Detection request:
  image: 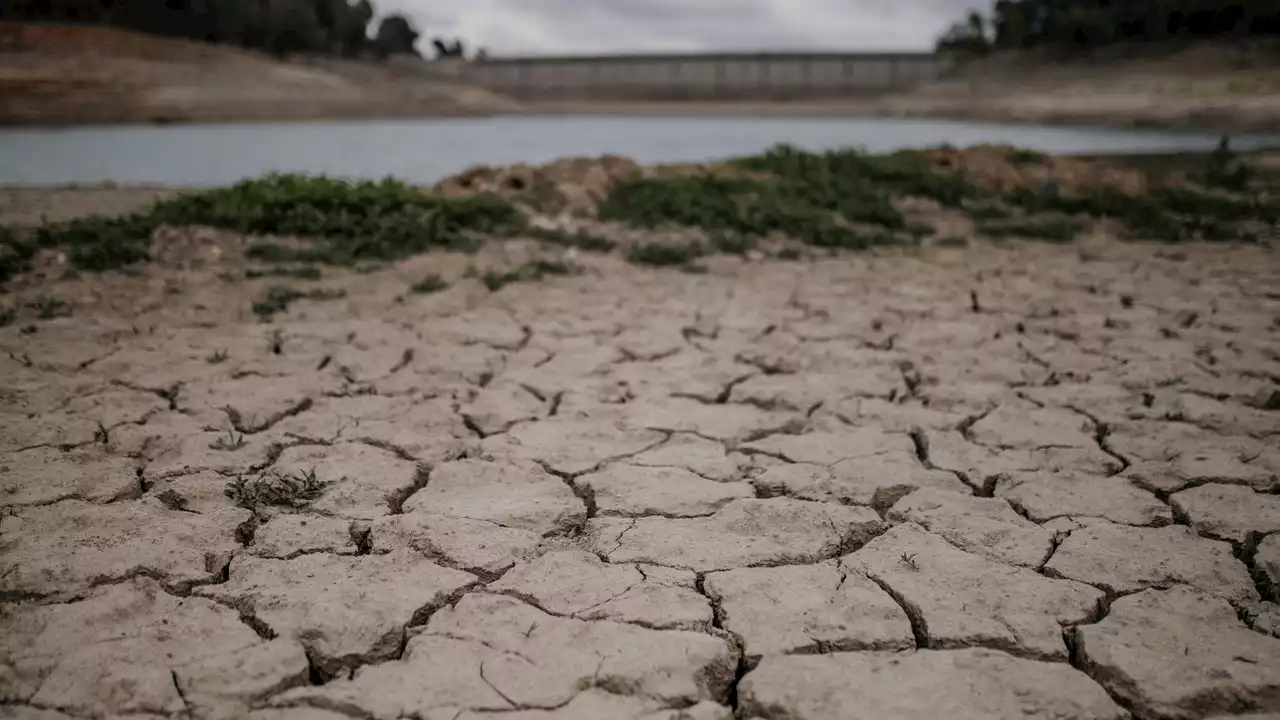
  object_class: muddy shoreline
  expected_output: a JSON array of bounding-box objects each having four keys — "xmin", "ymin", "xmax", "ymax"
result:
[
  {"xmin": 518, "ymin": 101, "xmax": 1280, "ymax": 135},
  {"xmin": 5, "ymin": 101, "xmax": 1278, "ymax": 135}
]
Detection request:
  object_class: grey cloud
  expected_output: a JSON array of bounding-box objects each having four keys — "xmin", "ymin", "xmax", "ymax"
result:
[{"xmin": 372, "ymin": 0, "xmax": 987, "ymax": 55}]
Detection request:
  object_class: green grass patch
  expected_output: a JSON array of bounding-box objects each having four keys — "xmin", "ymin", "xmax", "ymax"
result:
[
  {"xmin": 410, "ymin": 274, "xmax": 450, "ymax": 294},
  {"xmin": 935, "ymin": 234, "xmax": 970, "ymax": 248},
  {"xmin": 627, "ymin": 240, "xmax": 706, "ymax": 267},
  {"xmin": 34, "ymin": 174, "xmax": 526, "ymax": 271},
  {"xmin": 979, "ymin": 216, "xmax": 1084, "ymax": 243},
  {"xmin": 34, "ymin": 215, "xmax": 154, "ymax": 272},
  {"xmin": 966, "ymin": 203, "xmax": 1014, "ymax": 221},
  {"xmin": 1008, "ymin": 148, "xmax": 1050, "ymax": 166},
  {"xmin": 225, "ymin": 468, "xmax": 328, "ymax": 511},
  {"xmin": 1, "ymin": 226, "xmax": 37, "ymax": 285},
  {"xmin": 1006, "ymin": 183, "xmax": 1277, "ymax": 242},
  {"xmin": 729, "ymin": 144, "xmax": 985, "ymax": 209},
  {"xmin": 599, "ymin": 145, "xmax": 983, "ymax": 252},
  {"xmin": 245, "ymin": 265, "xmax": 322, "ymax": 280}
]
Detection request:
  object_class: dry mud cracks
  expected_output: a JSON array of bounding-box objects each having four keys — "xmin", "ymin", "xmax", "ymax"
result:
[{"xmin": 1, "ymin": 237, "xmax": 1279, "ymax": 720}]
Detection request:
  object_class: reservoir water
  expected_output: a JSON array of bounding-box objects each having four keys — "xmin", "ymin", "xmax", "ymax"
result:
[{"xmin": 2, "ymin": 114, "xmax": 1278, "ymax": 187}]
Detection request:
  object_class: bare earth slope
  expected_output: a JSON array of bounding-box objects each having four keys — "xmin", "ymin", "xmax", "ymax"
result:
[{"xmin": 0, "ymin": 23, "xmax": 519, "ymax": 125}]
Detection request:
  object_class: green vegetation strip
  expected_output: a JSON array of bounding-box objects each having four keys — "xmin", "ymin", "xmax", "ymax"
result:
[
  {"xmin": 603, "ymin": 143, "xmax": 1276, "ymax": 251},
  {"xmin": 601, "ymin": 145, "xmax": 983, "ymax": 251},
  {"xmin": 23, "ymin": 174, "xmax": 526, "ymax": 274},
  {"xmin": 3, "ymin": 144, "xmax": 1275, "ymax": 289}
]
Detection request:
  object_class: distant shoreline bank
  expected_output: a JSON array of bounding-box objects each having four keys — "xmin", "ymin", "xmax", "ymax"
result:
[
  {"xmin": 3, "ymin": 99, "xmax": 1277, "ymax": 135},
  {"xmin": 515, "ymin": 100, "xmax": 1280, "ymax": 135}
]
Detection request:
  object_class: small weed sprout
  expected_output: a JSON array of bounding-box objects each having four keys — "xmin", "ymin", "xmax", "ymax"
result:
[
  {"xmin": 224, "ymin": 467, "xmax": 330, "ymax": 511},
  {"xmin": 527, "ymin": 227, "xmax": 616, "ymax": 253},
  {"xmin": 481, "ymin": 258, "xmax": 578, "ymax": 291},
  {"xmin": 1200, "ymin": 135, "xmax": 1254, "ymax": 192},
  {"xmin": 627, "ymin": 240, "xmax": 706, "ymax": 267},
  {"xmin": 207, "ymin": 349, "xmax": 229, "ymax": 364},
  {"xmin": 900, "ymin": 552, "xmax": 920, "ymax": 570},
  {"xmin": 253, "ymin": 286, "xmax": 345, "ymax": 319},
  {"xmin": 1007, "ymin": 148, "xmax": 1049, "ymax": 166},
  {"xmin": 410, "ymin": 274, "xmax": 450, "ymax": 294},
  {"xmin": 210, "ymin": 430, "xmax": 247, "ymax": 451},
  {"xmin": 27, "ymin": 295, "xmax": 71, "ymax": 319}
]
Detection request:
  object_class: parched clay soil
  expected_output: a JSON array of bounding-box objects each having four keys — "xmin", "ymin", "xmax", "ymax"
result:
[{"xmin": 2, "ymin": 220, "xmax": 1280, "ymax": 719}]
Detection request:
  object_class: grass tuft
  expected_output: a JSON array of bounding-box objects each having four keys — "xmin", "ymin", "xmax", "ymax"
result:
[
  {"xmin": 627, "ymin": 240, "xmax": 706, "ymax": 267},
  {"xmin": 481, "ymin": 259, "xmax": 578, "ymax": 291},
  {"xmin": 209, "ymin": 430, "xmax": 247, "ymax": 451},
  {"xmin": 245, "ymin": 265, "xmax": 322, "ymax": 280},
  {"xmin": 527, "ymin": 227, "xmax": 616, "ymax": 252},
  {"xmin": 1007, "ymin": 148, "xmax": 1050, "ymax": 166},
  {"xmin": 979, "ymin": 216, "xmax": 1083, "ymax": 243},
  {"xmin": 224, "ymin": 467, "xmax": 328, "ymax": 510},
  {"xmin": 252, "ymin": 285, "xmax": 346, "ymax": 319},
  {"xmin": 27, "ymin": 295, "xmax": 71, "ymax": 319},
  {"xmin": 410, "ymin": 274, "xmax": 450, "ymax": 294}
]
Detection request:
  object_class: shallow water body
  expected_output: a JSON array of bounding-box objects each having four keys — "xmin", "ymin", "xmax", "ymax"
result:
[{"xmin": 2, "ymin": 114, "xmax": 1279, "ymax": 187}]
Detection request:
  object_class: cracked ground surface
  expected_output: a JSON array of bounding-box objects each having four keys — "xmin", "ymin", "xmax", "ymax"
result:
[{"xmin": 2, "ymin": 236, "xmax": 1279, "ymax": 720}]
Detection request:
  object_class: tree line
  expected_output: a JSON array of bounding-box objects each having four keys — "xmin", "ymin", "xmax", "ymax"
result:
[
  {"xmin": 939, "ymin": 1, "xmax": 1280, "ymax": 53},
  {"xmin": 0, "ymin": 0, "xmax": 468, "ymax": 59}
]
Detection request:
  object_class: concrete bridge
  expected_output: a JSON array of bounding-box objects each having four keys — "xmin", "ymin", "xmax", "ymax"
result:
[{"xmin": 434, "ymin": 52, "xmax": 950, "ymax": 101}]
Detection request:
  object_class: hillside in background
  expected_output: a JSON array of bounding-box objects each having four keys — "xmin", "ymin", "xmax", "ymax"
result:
[
  {"xmin": 0, "ymin": 24, "xmax": 516, "ymax": 125},
  {"xmin": 879, "ymin": 41, "xmax": 1280, "ymax": 131}
]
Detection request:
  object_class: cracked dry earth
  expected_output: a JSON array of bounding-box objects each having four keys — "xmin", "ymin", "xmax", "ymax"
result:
[{"xmin": 2, "ymin": 237, "xmax": 1280, "ymax": 720}]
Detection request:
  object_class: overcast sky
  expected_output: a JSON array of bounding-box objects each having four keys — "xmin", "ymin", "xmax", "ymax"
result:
[{"xmin": 370, "ymin": 0, "xmax": 988, "ymax": 56}]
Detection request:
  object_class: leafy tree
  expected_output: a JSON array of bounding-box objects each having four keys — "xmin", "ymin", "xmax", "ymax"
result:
[
  {"xmin": 373, "ymin": 12, "xmax": 419, "ymax": 57},
  {"xmin": 4, "ymin": 0, "xmax": 389, "ymax": 60},
  {"xmin": 951, "ymin": 0, "xmax": 1280, "ymax": 54}
]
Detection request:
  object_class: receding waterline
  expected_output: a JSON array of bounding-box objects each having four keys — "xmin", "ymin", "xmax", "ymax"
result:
[{"xmin": 2, "ymin": 114, "xmax": 1276, "ymax": 187}]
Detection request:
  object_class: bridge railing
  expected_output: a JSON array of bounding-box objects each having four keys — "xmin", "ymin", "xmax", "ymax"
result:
[{"xmin": 445, "ymin": 52, "xmax": 950, "ymax": 101}]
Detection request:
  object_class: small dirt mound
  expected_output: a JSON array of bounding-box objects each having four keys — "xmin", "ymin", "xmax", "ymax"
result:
[
  {"xmin": 918, "ymin": 144, "xmax": 1150, "ymax": 196},
  {"xmin": 435, "ymin": 155, "xmax": 641, "ymax": 215},
  {"xmin": 435, "ymin": 156, "xmax": 772, "ymax": 216}
]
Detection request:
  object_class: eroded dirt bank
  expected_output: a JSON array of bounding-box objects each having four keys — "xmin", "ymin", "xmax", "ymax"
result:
[
  {"xmin": 0, "ymin": 25, "xmax": 518, "ymax": 126},
  {"xmin": 1, "ymin": 147, "xmax": 1279, "ymax": 719}
]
